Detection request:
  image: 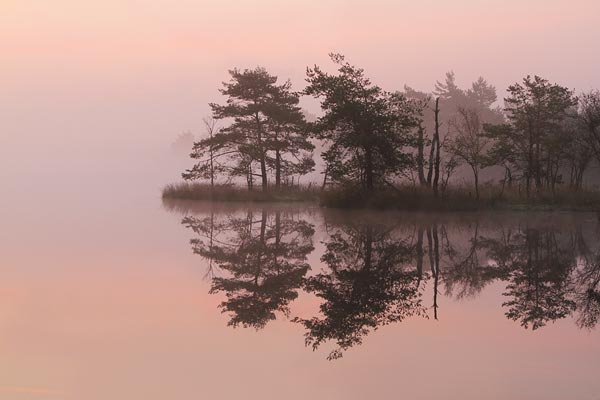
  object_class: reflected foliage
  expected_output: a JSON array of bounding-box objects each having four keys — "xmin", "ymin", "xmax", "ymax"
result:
[
  {"xmin": 183, "ymin": 209, "xmax": 314, "ymax": 329},
  {"xmin": 497, "ymin": 229, "xmax": 577, "ymax": 330},
  {"xmin": 295, "ymin": 221, "xmax": 426, "ymax": 359},
  {"xmin": 170, "ymin": 202, "xmax": 600, "ymax": 358}
]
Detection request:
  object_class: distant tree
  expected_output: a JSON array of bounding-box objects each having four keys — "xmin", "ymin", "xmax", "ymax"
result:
[
  {"xmin": 404, "ymin": 73, "xmax": 502, "ymax": 191},
  {"xmin": 182, "ymin": 117, "xmax": 219, "ymax": 186},
  {"xmin": 467, "ymin": 76, "xmax": 498, "ymax": 108},
  {"xmin": 447, "ymin": 107, "xmax": 490, "ymax": 199},
  {"xmin": 305, "ymin": 54, "xmax": 421, "ymax": 190},
  {"xmin": 433, "ymin": 71, "xmax": 463, "ymax": 101},
  {"xmin": 202, "ymin": 117, "xmax": 217, "ymax": 187},
  {"xmin": 415, "ymin": 119, "xmax": 429, "ymax": 186},
  {"xmin": 402, "ymin": 85, "xmax": 431, "ymax": 186},
  {"xmin": 440, "ymin": 151, "xmax": 460, "ymax": 196},
  {"xmin": 171, "ymin": 131, "xmax": 196, "ymax": 157}
]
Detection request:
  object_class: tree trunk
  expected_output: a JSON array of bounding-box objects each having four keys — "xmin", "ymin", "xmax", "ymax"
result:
[
  {"xmin": 472, "ymin": 165, "xmax": 480, "ymax": 200},
  {"xmin": 275, "ymin": 211, "xmax": 281, "ymax": 248},
  {"xmin": 527, "ymin": 122, "xmax": 534, "ymax": 198},
  {"xmin": 432, "ymin": 223, "xmax": 440, "ymax": 320},
  {"xmin": 365, "ymin": 146, "xmax": 374, "ymax": 190},
  {"xmin": 321, "ymin": 164, "xmax": 329, "ymax": 190},
  {"xmin": 432, "ymin": 97, "xmax": 441, "ymax": 197},
  {"xmin": 247, "ymin": 163, "xmax": 253, "ymax": 190},
  {"xmin": 209, "ymin": 133, "xmax": 215, "ymax": 188},
  {"xmin": 427, "ymin": 136, "xmax": 435, "ymax": 188},
  {"xmin": 275, "ymin": 149, "xmax": 281, "ymax": 188},
  {"xmin": 416, "ymin": 228, "xmax": 424, "ymax": 284},
  {"xmin": 417, "ymin": 124, "xmax": 427, "ymax": 186},
  {"xmin": 259, "ymin": 150, "xmax": 268, "ymax": 191},
  {"xmin": 255, "ymin": 112, "xmax": 268, "ymax": 191},
  {"xmin": 535, "ymin": 140, "xmax": 542, "ymax": 190}
]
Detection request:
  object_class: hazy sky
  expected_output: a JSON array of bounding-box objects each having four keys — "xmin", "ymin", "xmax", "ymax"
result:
[{"xmin": 2, "ymin": 0, "xmax": 600, "ymax": 193}]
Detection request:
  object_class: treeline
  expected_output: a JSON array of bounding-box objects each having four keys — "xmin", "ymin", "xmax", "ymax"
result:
[{"xmin": 182, "ymin": 54, "xmax": 600, "ymax": 200}]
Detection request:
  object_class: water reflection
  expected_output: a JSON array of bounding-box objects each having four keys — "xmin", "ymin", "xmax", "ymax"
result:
[
  {"xmin": 165, "ymin": 201, "xmax": 600, "ymax": 358},
  {"xmin": 295, "ymin": 216, "xmax": 426, "ymax": 359},
  {"xmin": 182, "ymin": 208, "xmax": 314, "ymax": 329}
]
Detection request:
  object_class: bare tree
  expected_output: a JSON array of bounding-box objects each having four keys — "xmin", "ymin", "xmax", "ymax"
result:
[
  {"xmin": 433, "ymin": 98, "xmax": 442, "ymax": 197},
  {"xmin": 440, "ymin": 154, "xmax": 460, "ymax": 196},
  {"xmin": 427, "ymin": 97, "xmax": 441, "ymax": 195},
  {"xmin": 448, "ymin": 107, "xmax": 490, "ymax": 199},
  {"xmin": 202, "ymin": 117, "xmax": 218, "ymax": 188}
]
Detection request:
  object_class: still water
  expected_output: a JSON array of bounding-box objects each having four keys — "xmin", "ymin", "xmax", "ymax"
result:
[{"xmin": 1, "ymin": 192, "xmax": 599, "ymax": 399}]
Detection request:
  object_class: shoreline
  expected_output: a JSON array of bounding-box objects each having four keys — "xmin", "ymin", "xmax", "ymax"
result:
[{"xmin": 162, "ymin": 182, "xmax": 600, "ymax": 212}]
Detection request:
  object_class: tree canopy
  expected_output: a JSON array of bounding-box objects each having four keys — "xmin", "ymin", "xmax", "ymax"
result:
[
  {"xmin": 305, "ymin": 54, "xmax": 421, "ymax": 189},
  {"xmin": 184, "ymin": 67, "xmax": 314, "ymax": 190}
]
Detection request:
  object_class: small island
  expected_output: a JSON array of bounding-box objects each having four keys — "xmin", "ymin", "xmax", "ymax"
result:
[{"xmin": 164, "ymin": 54, "xmax": 600, "ymax": 211}]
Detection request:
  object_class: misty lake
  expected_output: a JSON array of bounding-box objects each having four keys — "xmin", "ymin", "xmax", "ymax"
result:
[{"xmin": 2, "ymin": 192, "xmax": 599, "ymax": 399}]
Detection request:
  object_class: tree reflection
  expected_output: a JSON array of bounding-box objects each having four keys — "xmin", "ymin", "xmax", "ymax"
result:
[
  {"xmin": 499, "ymin": 229, "xmax": 577, "ymax": 330},
  {"xmin": 183, "ymin": 209, "xmax": 314, "ymax": 329},
  {"xmin": 167, "ymin": 199, "xmax": 600, "ymax": 359},
  {"xmin": 294, "ymin": 219, "xmax": 426, "ymax": 359},
  {"xmin": 442, "ymin": 222, "xmax": 507, "ymax": 299},
  {"xmin": 457, "ymin": 222, "xmax": 600, "ymax": 330},
  {"xmin": 573, "ymin": 241, "xmax": 600, "ymax": 329}
]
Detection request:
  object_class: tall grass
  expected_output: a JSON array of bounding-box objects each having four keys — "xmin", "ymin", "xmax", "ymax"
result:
[
  {"xmin": 319, "ymin": 184, "xmax": 600, "ymax": 211},
  {"xmin": 162, "ymin": 182, "xmax": 320, "ymax": 202},
  {"xmin": 163, "ymin": 182, "xmax": 600, "ymax": 211}
]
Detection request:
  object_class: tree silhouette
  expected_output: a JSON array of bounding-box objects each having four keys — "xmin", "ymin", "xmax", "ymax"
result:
[
  {"xmin": 442, "ymin": 222, "xmax": 500, "ymax": 299},
  {"xmin": 573, "ymin": 241, "xmax": 600, "ymax": 329},
  {"xmin": 169, "ymin": 204, "xmax": 600, "ymax": 358},
  {"xmin": 447, "ymin": 107, "xmax": 490, "ymax": 199},
  {"xmin": 470, "ymin": 225, "xmax": 578, "ymax": 330},
  {"xmin": 295, "ymin": 219, "xmax": 425, "ymax": 359},
  {"xmin": 491, "ymin": 76, "xmax": 577, "ymax": 196},
  {"xmin": 184, "ymin": 68, "xmax": 313, "ymax": 190},
  {"xmin": 404, "ymin": 72, "xmax": 503, "ymax": 192},
  {"xmin": 305, "ymin": 54, "xmax": 421, "ymax": 190},
  {"xmin": 183, "ymin": 209, "xmax": 314, "ymax": 329}
]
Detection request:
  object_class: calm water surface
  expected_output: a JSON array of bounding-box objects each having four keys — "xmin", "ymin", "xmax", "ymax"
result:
[{"xmin": 1, "ymin": 190, "xmax": 599, "ymax": 399}]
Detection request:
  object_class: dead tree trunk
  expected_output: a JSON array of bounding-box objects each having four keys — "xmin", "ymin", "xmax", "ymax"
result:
[
  {"xmin": 432, "ymin": 97, "xmax": 441, "ymax": 197},
  {"xmin": 417, "ymin": 124, "xmax": 427, "ymax": 186}
]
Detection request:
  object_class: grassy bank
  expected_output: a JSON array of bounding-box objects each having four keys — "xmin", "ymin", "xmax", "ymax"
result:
[
  {"xmin": 319, "ymin": 185, "xmax": 600, "ymax": 211},
  {"xmin": 162, "ymin": 182, "xmax": 319, "ymax": 202},
  {"xmin": 162, "ymin": 182, "xmax": 600, "ymax": 211}
]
